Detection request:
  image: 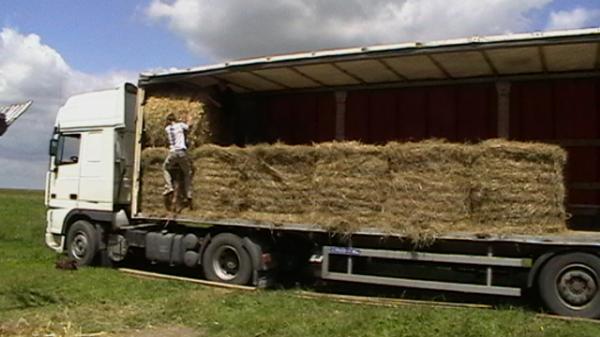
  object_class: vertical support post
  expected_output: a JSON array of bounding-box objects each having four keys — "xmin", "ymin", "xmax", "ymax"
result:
[
  {"xmin": 496, "ymin": 81, "xmax": 511, "ymax": 139},
  {"xmin": 322, "ymin": 246, "xmax": 331, "ymax": 278},
  {"xmin": 347, "ymin": 240, "xmax": 353, "ymax": 275},
  {"xmin": 335, "ymin": 91, "xmax": 347, "ymax": 141},
  {"xmin": 486, "ymin": 246, "xmax": 493, "ymax": 287},
  {"xmin": 131, "ymin": 87, "xmax": 146, "ymax": 216}
]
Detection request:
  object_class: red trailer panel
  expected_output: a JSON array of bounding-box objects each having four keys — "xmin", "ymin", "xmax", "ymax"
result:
[
  {"xmin": 345, "ymin": 83, "xmax": 497, "ymax": 143},
  {"xmin": 510, "ymin": 78, "xmax": 600, "ymax": 206},
  {"xmin": 260, "ymin": 93, "xmax": 336, "ymax": 144}
]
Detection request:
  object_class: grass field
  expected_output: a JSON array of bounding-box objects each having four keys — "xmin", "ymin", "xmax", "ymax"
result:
[{"xmin": 1, "ymin": 189, "xmax": 600, "ymax": 336}]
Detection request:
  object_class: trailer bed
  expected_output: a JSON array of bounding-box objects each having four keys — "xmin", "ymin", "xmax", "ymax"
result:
[{"xmin": 133, "ymin": 215, "xmax": 600, "ymax": 247}]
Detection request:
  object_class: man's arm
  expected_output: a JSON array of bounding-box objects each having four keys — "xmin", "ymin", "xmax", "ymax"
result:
[{"xmin": 178, "ymin": 114, "xmax": 193, "ymax": 131}]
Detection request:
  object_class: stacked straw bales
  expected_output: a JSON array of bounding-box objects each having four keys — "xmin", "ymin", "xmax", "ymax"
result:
[{"xmin": 140, "ymin": 140, "xmax": 567, "ymax": 238}]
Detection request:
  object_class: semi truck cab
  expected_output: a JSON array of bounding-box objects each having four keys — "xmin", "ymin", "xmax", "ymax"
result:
[{"xmin": 45, "ymin": 83, "xmax": 137, "ymax": 253}]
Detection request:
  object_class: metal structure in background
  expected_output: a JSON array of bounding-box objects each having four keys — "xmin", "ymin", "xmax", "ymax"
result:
[{"xmin": 0, "ymin": 100, "xmax": 33, "ymax": 136}]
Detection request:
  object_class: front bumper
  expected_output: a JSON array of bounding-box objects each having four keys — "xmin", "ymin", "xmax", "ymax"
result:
[{"xmin": 45, "ymin": 232, "xmax": 65, "ymax": 253}]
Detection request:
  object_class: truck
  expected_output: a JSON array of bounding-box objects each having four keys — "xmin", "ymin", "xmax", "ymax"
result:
[{"xmin": 45, "ymin": 28, "xmax": 600, "ymax": 318}]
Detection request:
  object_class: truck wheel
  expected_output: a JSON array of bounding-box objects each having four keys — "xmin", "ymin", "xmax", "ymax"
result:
[
  {"xmin": 202, "ymin": 233, "xmax": 252, "ymax": 285},
  {"xmin": 66, "ymin": 220, "xmax": 99, "ymax": 266},
  {"xmin": 538, "ymin": 252, "xmax": 600, "ymax": 318}
]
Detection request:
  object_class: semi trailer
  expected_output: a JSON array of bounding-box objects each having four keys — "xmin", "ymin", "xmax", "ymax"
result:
[{"xmin": 45, "ymin": 28, "xmax": 600, "ymax": 318}]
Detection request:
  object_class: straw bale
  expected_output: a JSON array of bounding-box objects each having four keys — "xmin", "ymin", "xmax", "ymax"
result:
[
  {"xmin": 243, "ymin": 143, "xmax": 317, "ymax": 224},
  {"xmin": 382, "ymin": 141, "xmax": 475, "ymax": 237},
  {"xmin": 311, "ymin": 142, "xmax": 390, "ymax": 231},
  {"xmin": 470, "ymin": 139, "xmax": 567, "ymax": 233},
  {"xmin": 143, "ymin": 88, "xmax": 230, "ymax": 148},
  {"xmin": 140, "ymin": 148, "xmax": 170, "ymax": 218},
  {"xmin": 188, "ymin": 145, "xmax": 248, "ymax": 218}
]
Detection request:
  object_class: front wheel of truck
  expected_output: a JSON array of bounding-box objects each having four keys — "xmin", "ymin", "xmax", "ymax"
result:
[{"xmin": 66, "ymin": 220, "xmax": 98, "ymax": 266}]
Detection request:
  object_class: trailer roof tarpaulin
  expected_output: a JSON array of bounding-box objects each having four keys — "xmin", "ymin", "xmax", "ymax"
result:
[
  {"xmin": 0, "ymin": 101, "xmax": 32, "ymax": 136},
  {"xmin": 139, "ymin": 28, "xmax": 600, "ymax": 92}
]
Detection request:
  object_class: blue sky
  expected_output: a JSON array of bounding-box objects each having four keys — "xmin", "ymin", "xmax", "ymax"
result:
[
  {"xmin": 2, "ymin": 1, "xmax": 201, "ymax": 74},
  {"xmin": 0, "ymin": 0, "xmax": 599, "ymax": 189}
]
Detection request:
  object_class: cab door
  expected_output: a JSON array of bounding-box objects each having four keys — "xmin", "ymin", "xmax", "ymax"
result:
[{"xmin": 48, "ymin": 133, "xmax": 81, "ymax": 208}]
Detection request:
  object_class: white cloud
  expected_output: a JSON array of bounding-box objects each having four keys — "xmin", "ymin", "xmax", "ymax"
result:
[
  {"xmin": 545, "ymin": 7, "xmax": 600, "ymax": 31},
  {"xmin": 0, "ymin": 28, "xmax": 137, "ymax": 189},
  {"xmin": 146, "ymin": 0, "xmax": 551, "ymax": 61}
]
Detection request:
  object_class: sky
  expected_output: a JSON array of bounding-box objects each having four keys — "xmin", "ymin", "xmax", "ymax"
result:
[{"xmin": 1, "ymin": 0, "xmax": 599, "ymax": 189}]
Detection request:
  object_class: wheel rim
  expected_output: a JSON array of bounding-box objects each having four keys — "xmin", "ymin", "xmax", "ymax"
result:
[
  {"xmin": 212, "ymin": 245, "xmax": 241, "ymax": 281},
  {"xmin": 71, "ymin": 232, "xmax": 89, "ymax": 260},
  {"xmin": 555, "ymin": 263, "xmax": 598, "ymax": 310}
]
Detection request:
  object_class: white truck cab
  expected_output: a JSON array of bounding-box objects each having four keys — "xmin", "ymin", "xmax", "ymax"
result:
[{"xmin": 45, "ymin": 83, "xmax": 137, "ymax": 253}]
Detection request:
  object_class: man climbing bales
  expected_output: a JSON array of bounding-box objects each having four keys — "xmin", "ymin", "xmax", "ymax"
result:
[{"xmin": 163, "ymin": 112, "xmax": 194, "ymax": 210}]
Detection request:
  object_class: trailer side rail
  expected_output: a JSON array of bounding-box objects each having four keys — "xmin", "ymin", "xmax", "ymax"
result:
[{"xmin": 321, "ymin": 246, "xmax": 530, "ymax": 296}]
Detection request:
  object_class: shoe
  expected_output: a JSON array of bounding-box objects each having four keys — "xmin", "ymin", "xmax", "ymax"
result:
[{"xmin": 163, "ymin": 189, "xmax": 174, "ymax": 196}]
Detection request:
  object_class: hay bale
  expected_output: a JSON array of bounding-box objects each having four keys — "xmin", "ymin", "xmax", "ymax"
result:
[
  {"xmin": 143, "ymin": 88, "xmax": 230, "ymax": 148},
  {"xmin": 140, "ymin": 148, "xmax": 170, "ymax": 217},
  {"xmin": 243, "ymin": 143, "xmax": 317, "ymax": 224},
  {"xmin": 187, "ymin": 145, "xmax": 248, "ymax": 218},
  {"xmin": 383, "ymin": 141, "xmax": 475, "ymax": 238},
  {"xmin": 312, "ymin": 142, "xmax": 390, "ymax": 231},
  {"xmin": 471, "ymin": 139, "xmax": 567, "ymax": 233}
]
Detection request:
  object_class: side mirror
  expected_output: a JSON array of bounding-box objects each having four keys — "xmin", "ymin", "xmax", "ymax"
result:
[{"xmin": 49, "ymin": 138, "xmax": 59, "ymax": 156}]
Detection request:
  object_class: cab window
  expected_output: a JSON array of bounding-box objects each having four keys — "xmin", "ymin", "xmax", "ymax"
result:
[{"xmin": 56, "ymin": 134, "xmax": 81, "ymax": 165}]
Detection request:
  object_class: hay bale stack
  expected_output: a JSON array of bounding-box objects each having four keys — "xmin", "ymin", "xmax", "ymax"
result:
[
  {"xmin": 243, "ymin": 144, "xmax": 317, "ymax": 224},
  {"xmin": 471, "ymin": 139, "xmax": 567, "ymax": 233},
  {"xmin": 312, "ymin": 143, "xmax": 390, "ymax": 231},
  {"xmin": 144, "ymin": 88, "xmax": 230, "ymax": 148},
  {"xmin": 383, "ymin": 142, "xmax": 474, "ymax": 236},
  {"xmin": 139, "ymin": 140, "xmax": 567, "ymax": 237}
]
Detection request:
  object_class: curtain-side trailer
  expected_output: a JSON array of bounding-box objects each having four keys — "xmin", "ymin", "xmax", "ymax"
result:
[{"xmin": 45, "ymin": 28, "xmax": 600, "ymax": 318}]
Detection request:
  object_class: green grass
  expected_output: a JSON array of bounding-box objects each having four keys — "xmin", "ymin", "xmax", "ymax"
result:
[{"xmin": 1, "ymin": 189, "xmax": 599, "ymax": 336}]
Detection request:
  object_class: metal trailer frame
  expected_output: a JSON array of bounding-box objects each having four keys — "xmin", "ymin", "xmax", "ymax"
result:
[
  {"xmin": 121, "ymin": 215, "xmax": 600, "ymax": 298},
  {"xmin": 321, "ymin": 246, "xmax": 528, "ymax": 296}
]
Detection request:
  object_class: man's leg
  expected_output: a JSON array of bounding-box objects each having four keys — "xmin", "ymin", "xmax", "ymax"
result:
[
  {"xmin": 179, "ymin": 152, "xmax": 193, "ymax": 200},
  {"xmin": 162, "ymin": 153, "xmax": 175, "ymax": 195}
]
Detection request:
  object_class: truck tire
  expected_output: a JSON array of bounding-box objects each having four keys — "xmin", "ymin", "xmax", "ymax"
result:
[
  {"xmin": 66, "ymin": 220, "xmax": 99, "ymax": 266},
  {"xmin": 538, "ymin": 252, "xmax": 600, "ymax": 318},
  {"xmin": 202, "ymin": 233, "xmax": 252, "ymax": 285}
]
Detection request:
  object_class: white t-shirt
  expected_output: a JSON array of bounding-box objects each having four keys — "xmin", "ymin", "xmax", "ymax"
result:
[{"xmin": 165, "ymin": 122, "xmax": 189, "ymax": 151}]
